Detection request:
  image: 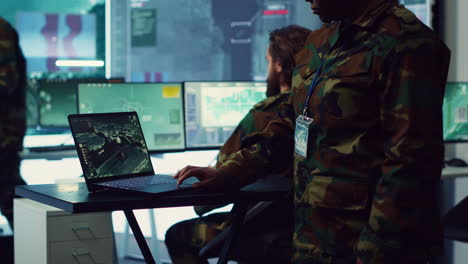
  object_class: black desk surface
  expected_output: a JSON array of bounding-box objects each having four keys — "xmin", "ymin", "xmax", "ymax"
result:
[{"xmin": 15, "ymin": 176, "xmax": 291, "ymax": 213}]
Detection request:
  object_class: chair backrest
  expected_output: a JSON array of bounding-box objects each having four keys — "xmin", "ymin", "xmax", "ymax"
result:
[
  {"xmin": 199, "ymin": 199, "xmax": 294, "ymax": 263},
  {"xmin": 444, "ymin": 196, "xmax": 468, "ymax": 243}
]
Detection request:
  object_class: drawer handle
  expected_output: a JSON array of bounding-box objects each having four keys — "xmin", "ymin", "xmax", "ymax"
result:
[
  {"xmin": 72, "ymin": 251, "xmax": 91, "ymax": 257},
  {"xmin": 72, "ymin": 250, "xmax": 97, "ymax": 264},
  {"xmin": 72, "ymin": 224, "xmax": 91, "ymax": 231},
  {"xmin": 72, "ymin": 224, "xmax": 96, "ymax": 240}
]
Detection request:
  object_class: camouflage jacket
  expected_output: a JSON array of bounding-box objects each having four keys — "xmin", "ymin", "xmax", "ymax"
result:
[
  {"xmin": 0, "ymin": 18, "xmax": 26, "ymax": 151},
  {"xmin": 216, "ymin": 1, "xmax": 450, "ymax": 263},
  {"xmin": 194, "ymin": 91, "xmax": 292, "ymax": 217},
  {"xmin": 215, "ymin": 90, "xmax": 291, "ymax": 168}
]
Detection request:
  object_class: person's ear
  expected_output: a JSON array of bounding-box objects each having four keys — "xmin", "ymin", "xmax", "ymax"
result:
[{"xmin": 274, "ymin": 61, "xmax": 282, "ymax": 73}]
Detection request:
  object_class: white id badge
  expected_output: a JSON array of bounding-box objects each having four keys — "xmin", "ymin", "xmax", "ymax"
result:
[{"xmin": 295, "ymin": 115, "xmax": 314, "ymax": 158}]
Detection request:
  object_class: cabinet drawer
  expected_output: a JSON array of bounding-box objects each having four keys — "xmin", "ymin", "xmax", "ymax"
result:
[
  {"xmin": 49, "ymin": 238, "xmax": 114, "ymax": 264},
  {"xmin": 47, "ymin": 213, "xmax": 113, "ymax": 242}
]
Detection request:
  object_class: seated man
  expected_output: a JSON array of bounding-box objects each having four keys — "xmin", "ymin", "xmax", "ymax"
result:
[{"xmin": 165, "ymin": 25, "xmax": 312, "ymax": 264}]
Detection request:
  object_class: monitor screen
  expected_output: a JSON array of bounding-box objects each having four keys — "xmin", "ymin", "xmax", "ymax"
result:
[
  {"xmin": 444, "ymin": 83, "xmax": 468, "ymax": 142},
  {"xmin": 16, "ymin": 12, "xmax": 98, "ymax": 73},
  {"xmin": 78, "ymin": 82, "xmax": 185, "ymax": 152},
  {"xmin": 38, "ymin": 78, "xmax": 122, "ymax": 128},
  {"xmin": 184, "ymin": 81, "xmax": 267, "ymax": 149}
]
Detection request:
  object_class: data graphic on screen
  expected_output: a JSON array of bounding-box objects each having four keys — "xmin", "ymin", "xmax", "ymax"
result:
[
  {"xmin": 16, "ymin": 12, "xmax": 97, "ymax": 73},
  {"xmin": 38, "ymin": 79, "xmax": 111, "ymax": 128},
  {"xmin": 78, "ymin": 83, "xmax": 185, "ymax": 151},
  {"xmin": 38, "ymin": 79, "xmax": 80, "ymax": 128},
  {"xmin": 443, "ymin": 83, "xmax": 468, "ymax": 142},
  {"xmin": 26, "ymin": 79, "xmax": 40, "ymax": 128},
  {"xmin": 184, "ymin": 81, "xmax": 267, "ymax": 148},
  {"xmin": 69, "ymin": 112, "xmax": 153, "ymax": 179}
]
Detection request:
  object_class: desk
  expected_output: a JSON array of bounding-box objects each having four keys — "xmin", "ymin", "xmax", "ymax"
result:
[
  {"xmin": 441, "ymin": 166, "xmax": 468, "ymax": 180},
  {"xmin": 16, "ymin": 177, "xmax": 290, "ymax": 264}
]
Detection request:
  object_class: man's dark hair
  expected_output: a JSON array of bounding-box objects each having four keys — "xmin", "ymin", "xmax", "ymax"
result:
[{"xmin": 269, "ymin": 25, "xmax": 312, "ymax": 88}]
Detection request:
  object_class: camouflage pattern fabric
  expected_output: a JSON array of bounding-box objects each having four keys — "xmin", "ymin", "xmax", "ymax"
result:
[
  {"xmin": 0, "ymin": 17, "xmax": 26, "ymax": 151},
  {"xmin": 165, "ymin": 212, "xmax": 230, "ymax": 264},
  {"xmin": 216, "ymin": 91, "xmax": 291, "ymax": 168},
  {"xmin": 0, "ymin": 17, "xmax": 27, "ymax": 228},
  {"xmin": 195, "ymin": 91, "xmax": 292, "ymax": 216},
  {"xmin": 216, "ymin": 1, "xmax": 450, "ymax": 264},
  {"xmin": 166, "ymin": 93, "xmax": 293, "ymax": 264},
  {"xmin": 166, "ymin": 200, "xmax": 294, "ymax": 264}
]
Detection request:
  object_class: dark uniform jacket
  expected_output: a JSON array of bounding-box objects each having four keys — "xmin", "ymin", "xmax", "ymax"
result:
[
  {"xmin": 215, "ymin": 90, "xmax": 291, "ymax": 168},
  {"xmin": 0, "ymin": 17, "xmax": 26, "ymax": 152},
  {"xmin": 195, "ymin": 91, "xmax": 292, "ymax": 217},
  {"xmin": 215, "ymin": 1, "xmax": 451, "ymax": 263}
]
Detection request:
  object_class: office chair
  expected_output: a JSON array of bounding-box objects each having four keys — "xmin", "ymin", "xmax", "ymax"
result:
[{"xmin": 199, "ymin": 199, "xmax": 293, "ymax": 264}]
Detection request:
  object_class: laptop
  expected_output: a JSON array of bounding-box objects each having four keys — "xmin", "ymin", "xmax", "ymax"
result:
[{"xmin": 68, "ymin": 111, "xmax": 197, "ymax": 195}]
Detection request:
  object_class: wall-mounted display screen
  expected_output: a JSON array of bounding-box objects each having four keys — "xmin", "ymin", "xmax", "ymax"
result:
[{"xmin": 16, "ymin": 12, "xmax": 98, "ymax": 73}]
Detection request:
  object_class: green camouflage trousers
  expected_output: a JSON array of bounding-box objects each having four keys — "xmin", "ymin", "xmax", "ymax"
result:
[
  {"xmin": 165, "ymin": 200, "xmax": 293, "ymax": 264},
  {"xmin": 165, "ymin": 212, "xmax": 230, "ymax": 264}
]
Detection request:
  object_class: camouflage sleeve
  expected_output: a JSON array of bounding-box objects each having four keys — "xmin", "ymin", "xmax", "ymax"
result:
[
  {"xmin": 355, "ymin": 39, "xmax": 450, "ymax": 263},
  {"xmin": 216, "ymin": 97, "xmax": 296, "ymax": 188},
  {"xmin": 0, "ymin": 19, "xmax": 21, "ymax": 98},
  {"xmin": 0, "ymin": 18, "xmax": 26, "ymax": 150},
  {"xmin": 215, "ymin": 96, "xmax": 286, "ymax": 168},
  {"xmin": 215, "ymin": 111, "xmax": 254, "ymax": 168}
]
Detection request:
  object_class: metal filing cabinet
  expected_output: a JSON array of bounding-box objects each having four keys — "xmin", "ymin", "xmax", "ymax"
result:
[{"xmin": 14, "ymin": 198, "xmax": 114, "ymax": 264}]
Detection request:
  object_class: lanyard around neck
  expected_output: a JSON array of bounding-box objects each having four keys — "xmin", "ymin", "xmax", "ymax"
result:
[{"xmin": 302, "ymin": 47, "xmax": 344, "ymax": 118}]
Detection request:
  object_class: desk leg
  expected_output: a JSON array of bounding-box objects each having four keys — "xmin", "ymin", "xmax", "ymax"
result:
[
  {"xmin": 217, "ymin": 202, "xmax": 249, "ymax": 264},
  {"xmin": 123, "ymin": 210, "xmax": 156, "ymax": 264}
]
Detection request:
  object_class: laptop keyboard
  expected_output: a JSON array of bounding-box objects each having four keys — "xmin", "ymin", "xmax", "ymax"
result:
[{"xmin": 99, "ymin": 175, "xmax": 176, "ymax": 188}]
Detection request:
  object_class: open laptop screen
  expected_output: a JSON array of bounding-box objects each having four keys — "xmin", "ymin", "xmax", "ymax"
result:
[
  {"xmin": 184, "ymin": 81, "xmax": 266, "ymax": 149},
  {"xmin": 78, "ymin": 83, "xmax": 185, "ymax": 152},
  {"xmin": 68, "ymin": 112, "xmax": 154, "ymax": 180}
]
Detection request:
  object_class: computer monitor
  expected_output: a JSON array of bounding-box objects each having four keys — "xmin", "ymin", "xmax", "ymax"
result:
[
  {"xmin": 38, "ymin": 78, "xmax": 118, "ymax": 128},
  {"xmin": 38, "ymin": 79, "xmax": 80, "ymax": 128},
  {"xmin": 184, "ymin": 81, "xmax": 267, "ymax": 149},
  {"xmin": 78, "ymin": 82, "xmax": 185, "ymax": 152},
  {"xmin": 443, "ymin": 82, "xmax": 468, "ymax": 142}
]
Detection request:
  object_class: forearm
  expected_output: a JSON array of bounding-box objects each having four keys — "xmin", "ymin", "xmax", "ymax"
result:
[{"xmin": 217, "ymin": 114, "xmax": 295, "ymax": 187}]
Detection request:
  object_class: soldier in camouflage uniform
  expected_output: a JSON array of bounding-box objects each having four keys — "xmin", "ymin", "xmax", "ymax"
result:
[
  {"xmin": 165, "ymin": 25, "xmax": 312, "ymax": 264},
  {"xmin": 0, "ymin": 17, "xmax": 27, "ymax": 229},
  {"xmin": 176, "ymin": 0, "xmax": 451, "ymax": 263}
]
